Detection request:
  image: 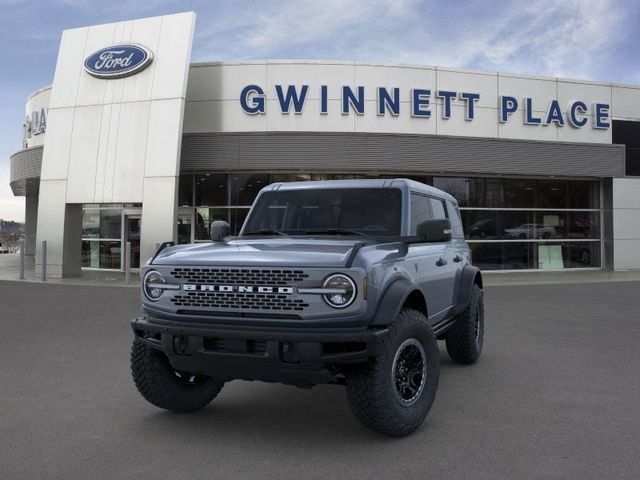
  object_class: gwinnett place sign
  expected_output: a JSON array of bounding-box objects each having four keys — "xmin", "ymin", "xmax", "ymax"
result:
[
  {"xmin": 23, "ymin": 108, "xmax": 47, "ymax": 144},
  {"xmin": 239, "ymin": 84, "xmax": 611, "ymax": 129}
]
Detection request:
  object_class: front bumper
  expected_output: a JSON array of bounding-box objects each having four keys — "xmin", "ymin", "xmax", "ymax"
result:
[{"xmin": 131, "ymin": 316, "xmax": 389, "ymax": 386}]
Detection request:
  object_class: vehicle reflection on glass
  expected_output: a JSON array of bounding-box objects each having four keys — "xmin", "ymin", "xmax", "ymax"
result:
[
  {"xmin": 504, "ymin": 223, "xmax": 557, "ymax": 239},
  {"xmin": 469, "ymin": 218, "xmax": 497, "ymax": 238}
]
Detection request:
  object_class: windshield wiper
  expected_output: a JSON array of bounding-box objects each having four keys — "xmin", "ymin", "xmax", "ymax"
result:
[
  {"xmin": 303, "ymin": 228, "xmax": 370, "ymax": 237},
  {"xmin": 243, "ymin": 229, "xmax": 289, "ymax": 236}
]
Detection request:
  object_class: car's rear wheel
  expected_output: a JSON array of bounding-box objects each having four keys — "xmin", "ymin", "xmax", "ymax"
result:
[
  {"xmin": 131, "ymin": 340, "xmax": 225, "ymax": 413},
  {"xmin": 445, "ymin": 283, "xmax": 484, "ymax": 364},
  {"xmin": 345, "ymin": 308, "xmax": 439, "ymax": 436}
]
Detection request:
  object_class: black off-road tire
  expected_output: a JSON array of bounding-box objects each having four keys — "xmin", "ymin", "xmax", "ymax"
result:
[
  {"xmin": 345, "ymin": 309, "xmax": 439, "ymax": 437},
  {"xmin": 445, "ymin": 283, "xmax": 484, "ymax": 364},
  {"xmin": 131, "ymin": 340, "xmax": 225, "ymax": 413}
]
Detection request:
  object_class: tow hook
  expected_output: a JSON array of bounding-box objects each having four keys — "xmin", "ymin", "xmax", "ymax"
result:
[{"xmin": 173, "ymin": 336, "xmax": 190, "ymax": 356}]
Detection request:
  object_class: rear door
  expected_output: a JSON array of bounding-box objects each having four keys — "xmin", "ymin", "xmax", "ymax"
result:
[
  {"xmin": 426, "ymin": 196, "xmax": 458, "ymax": 317},
  {"xmin": 445, "ymin": 198, "xmax": 468, "ymax": 300},
  {"xmin": 406, "ymin": 193, "xmax": 456, "ymax": 322}
]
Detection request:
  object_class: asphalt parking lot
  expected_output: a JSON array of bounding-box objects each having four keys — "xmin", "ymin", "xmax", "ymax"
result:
[{"xmin": 1, "ymin": 280, "xmax": 639, "ymax": 480}]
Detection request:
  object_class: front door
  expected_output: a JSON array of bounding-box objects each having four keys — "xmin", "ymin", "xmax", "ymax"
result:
[{"xmin": 124, "ymin": 216, "xmax": 141, "ymax": 269}]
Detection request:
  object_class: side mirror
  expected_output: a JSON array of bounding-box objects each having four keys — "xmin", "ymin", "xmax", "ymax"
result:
[
  {"xmin": 210, "ymin": 220, "xmax": 230, "ymax": 242},
  {"xmin": 417, "ymin": 219, "xmax": 452, "ymax": 243}
]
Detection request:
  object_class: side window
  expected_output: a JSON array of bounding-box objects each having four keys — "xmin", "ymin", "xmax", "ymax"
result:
[
  {"xmin": 446, "ymin": 200, "xmax": 464, "ymax": 238},
  {"xmin": 410, "ymin": 193, "xmax": 432, "ymax": 234},
  {"xmin": 429, "ymin": 197, "xmax": 448, "ymax": 220}
]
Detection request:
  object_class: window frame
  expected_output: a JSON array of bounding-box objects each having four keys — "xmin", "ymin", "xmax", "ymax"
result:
[{"xmin": 409, "ymin": 191, "xmax": 433, "ymax": 235}]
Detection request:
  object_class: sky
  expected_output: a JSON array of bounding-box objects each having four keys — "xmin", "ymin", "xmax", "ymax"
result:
[{"xmin": 1, "ymin": 0, "xmax": 639, "ymax": 222}]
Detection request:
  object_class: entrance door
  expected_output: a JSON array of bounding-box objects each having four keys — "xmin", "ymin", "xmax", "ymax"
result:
[
  {"xmin": 177, "ymin": 209, "xmax": 193, "ymax": 244},
  {"xmin": 124, "ymin": 216, "xmax": 141, "ymax": 269}
]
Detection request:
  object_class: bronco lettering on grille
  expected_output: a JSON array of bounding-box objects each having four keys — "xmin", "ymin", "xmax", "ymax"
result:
[{"xmin": 182, "ymin": 285, "xmax": 294, "ymax": 294}]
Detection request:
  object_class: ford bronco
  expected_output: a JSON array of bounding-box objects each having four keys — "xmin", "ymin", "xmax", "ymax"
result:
[{"xmin": 130, "ymin": 179, "xmax": 484, "ymax": 436}]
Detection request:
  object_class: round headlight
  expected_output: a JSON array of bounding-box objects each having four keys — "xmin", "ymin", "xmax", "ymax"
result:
[
  {"xmin": 143, "ymin": 270, "xmax": 165, "ymax": 301},
  {"xmin": 322, "ymin": 274, "xmax": 356, "ymax": 308}
]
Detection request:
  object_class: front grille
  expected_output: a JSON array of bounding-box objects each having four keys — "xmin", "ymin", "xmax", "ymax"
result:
[
  {"xmin": 170, "ymin": 268, "xmax": 309, "ymax": 285},
  {"xmin": 171, "ymin": 291, "xmax": 309, "ymax": 311}
]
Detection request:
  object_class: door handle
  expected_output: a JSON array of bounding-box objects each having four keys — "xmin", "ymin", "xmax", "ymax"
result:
[
  {"xmin": 453, "ymin": 255, "xmax": 462, "ymax": 263},
  {"xmin": 435, "ymin": 257, "xmax": 448, "ymax": 267}
]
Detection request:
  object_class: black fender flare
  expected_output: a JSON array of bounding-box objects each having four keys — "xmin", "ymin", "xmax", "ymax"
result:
[
  {"xmin": 453, "ymin": 265, "xmax": 483, "ymax": 316},
  {"xmin": 370, "ymin": 277, "xmax": 423, "ymax": 326}
]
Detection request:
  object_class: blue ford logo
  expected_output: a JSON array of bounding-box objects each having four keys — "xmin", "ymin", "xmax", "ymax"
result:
[{"xmin": 83, "ymin": 44, "xmax": 153, "ymax": 79}]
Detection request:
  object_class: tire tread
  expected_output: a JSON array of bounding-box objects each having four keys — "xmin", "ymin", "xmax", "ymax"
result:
[
  {"xmin": 445, "ymin": 284, "xmax": 483, "ymax": 364},
  {"xmin": 131, "ymin": 340, "xmax": 224, "ymax": 413}
]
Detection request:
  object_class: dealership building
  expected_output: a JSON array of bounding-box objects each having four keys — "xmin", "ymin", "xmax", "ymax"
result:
[{"xmin": 8, "ymin": 11, "xmax": 640, "ymax": 277}]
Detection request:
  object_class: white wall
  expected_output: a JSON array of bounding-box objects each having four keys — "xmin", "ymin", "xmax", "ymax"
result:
[
  {"xmin": 35, "ymin": 12, "xmax": 196, "ymax": 277},
  {"xmin": 613, "ymin": 178, "xmax": 640, "ymax": 270}
]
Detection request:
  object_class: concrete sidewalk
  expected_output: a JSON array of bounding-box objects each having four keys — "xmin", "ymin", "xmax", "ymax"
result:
[
  {"xmin": 482, "ymin": 268, "xmax": 640, "ymax": 286},
  {"xmin": 0, "ymin": 253, "xmax": 140, "ymax": 287}
]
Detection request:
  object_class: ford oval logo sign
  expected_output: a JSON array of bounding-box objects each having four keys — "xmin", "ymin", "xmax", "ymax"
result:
[{"xmin": 83, "ymin": 44, "xmax": 153, "ymax": 79}]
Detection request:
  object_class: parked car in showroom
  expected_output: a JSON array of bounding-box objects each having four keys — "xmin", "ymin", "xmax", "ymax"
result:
[{"xmin": 504, "ymin": 223, "xmax": 556, "ymax": 239}]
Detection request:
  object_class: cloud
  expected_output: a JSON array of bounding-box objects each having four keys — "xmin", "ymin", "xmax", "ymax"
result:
[
  {"xmin": 194, "ymin": 0, "xmax": 632, "ymax": 83},
  {"xmin": 194, "ymin": 0, "xmax": 419, "ymax": 60},
  {"xmin": 467, "ymin": 0, "xmax": 624, "ymax": 79},
  {"xmin": 49, "ymin": 0, "xmax": 177, "ymax": 12}
]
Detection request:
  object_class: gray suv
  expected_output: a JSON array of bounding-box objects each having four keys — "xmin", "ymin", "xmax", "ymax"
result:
[{"xmin": 131, "ymin": 179, "xmax": 484, "ymax": 436}]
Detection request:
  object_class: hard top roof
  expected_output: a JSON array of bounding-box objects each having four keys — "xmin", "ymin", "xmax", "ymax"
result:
[{"xmin": 262, "ymin": 178, "xmax": 457, "ymax": 203}]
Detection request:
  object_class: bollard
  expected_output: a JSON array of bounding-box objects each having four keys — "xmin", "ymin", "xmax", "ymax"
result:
[
  {"xmin": 124, "ymin": 241, "xmax": 131, "ymax": 284},
  {"xmin": 19, "ymin": 239, "xmax": 25, "ymax": 280},
  {"xmin": 41, "ymin": 240, "xmax": 47, "ymax": 281}
]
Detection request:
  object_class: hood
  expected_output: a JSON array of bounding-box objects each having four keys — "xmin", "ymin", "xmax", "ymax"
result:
[{"xmin": 150, "ymin": 237, "xmax": 366, "ymax": 268}]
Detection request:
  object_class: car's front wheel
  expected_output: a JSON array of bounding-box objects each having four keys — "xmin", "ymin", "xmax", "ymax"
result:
[
  {"xmin": 131, "ymin": 340, "xmax": 225, "ymax": 413},
  {"xmin": 345, "ymin": 308, "xmax": 439, "ymax": 436}
]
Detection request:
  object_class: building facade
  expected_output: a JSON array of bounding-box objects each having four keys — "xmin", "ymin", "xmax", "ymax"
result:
[{"xmin": 8, "ymin": 12, "xmax": 640, "ymax": 276}]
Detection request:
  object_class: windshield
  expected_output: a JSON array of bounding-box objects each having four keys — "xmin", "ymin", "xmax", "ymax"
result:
[{"xmin": 242, "ymin": 188, "xmax": 402, "ymax": 236}]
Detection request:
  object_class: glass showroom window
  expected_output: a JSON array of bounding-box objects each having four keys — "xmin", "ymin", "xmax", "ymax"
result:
[
  {"xmin": 186, "ymin": 173, "xmax": 389, "ymax": 239},
  {"xmin": 179, "ymin": 172, "xmax": 602, "ymax": 270},
  {"xmin": 81, "ymin": 205, "xmax": 123, "ymax": 269},
  {"xmin": 188, "ymin": 173, "xmax": 260, "ymax": 240},
  {"xmin": 434, "ymin": 177, "xmax": 602, "ymax": 270}
]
